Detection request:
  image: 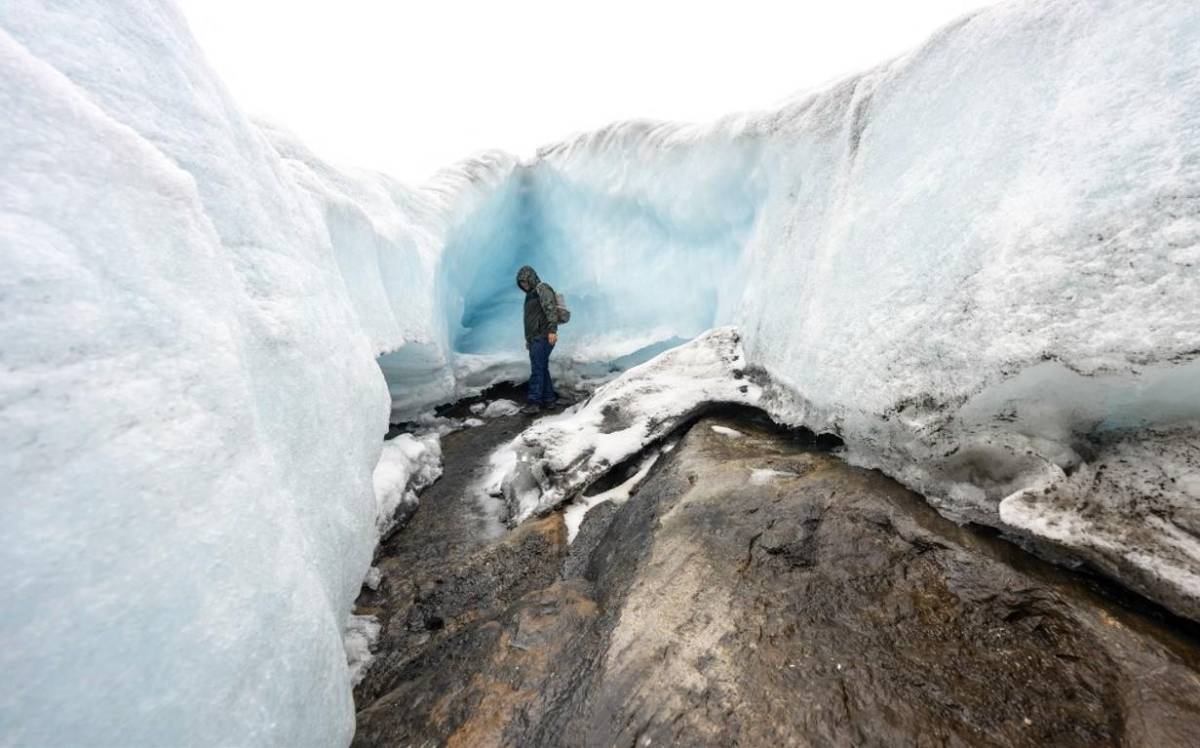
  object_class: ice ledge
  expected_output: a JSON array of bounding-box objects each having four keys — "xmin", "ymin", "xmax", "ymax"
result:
[
  {"xmin": 487, "ymin": 327, "xmax": 1200, "ymax": 622},
  {"xmin": 999, "ymin": 422, "xmax": 1200, "ymax": 620},
  {"xmin": 485, "ymin": 327, "xmax": 761, "ymax": 523}
]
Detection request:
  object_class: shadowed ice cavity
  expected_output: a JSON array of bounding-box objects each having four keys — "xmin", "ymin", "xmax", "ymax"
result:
[{"xmin": 379, "ymin": 140, "xmax": 768, "ymax": 416}]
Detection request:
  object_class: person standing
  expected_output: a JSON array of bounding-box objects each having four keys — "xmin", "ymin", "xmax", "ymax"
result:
[{"xmin": 516, "ymin": 265, "xmax": 559, "ymax": 412}]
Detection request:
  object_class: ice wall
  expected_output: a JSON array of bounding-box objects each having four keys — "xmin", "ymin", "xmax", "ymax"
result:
[
  {"xmin": 0, "ymin": 2, "xmax": 392, "ymax": 745},
  {"xmin": 1, "ymin": 3, "xmax": 533, "ymax": 741},
  {"xmin": 264, "ymin": 122, "xmax": 527, "ymax": 415},
  {"xmin": 523, "ymin": 125, "xmax": 766, "ymax": 359},
  {"xmin": 352, "ymin": 129, "xmax": 769, "ymax": 417}
]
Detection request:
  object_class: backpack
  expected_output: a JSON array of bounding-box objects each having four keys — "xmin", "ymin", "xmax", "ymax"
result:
[{"xmin": 539, "ymin": 282, "xmax": 571, "ymax": 324}]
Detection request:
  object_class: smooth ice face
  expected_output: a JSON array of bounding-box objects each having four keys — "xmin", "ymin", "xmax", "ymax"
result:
[{"xmin": 515, "ymin": 134, "xmax": 766, "ymax": 358}]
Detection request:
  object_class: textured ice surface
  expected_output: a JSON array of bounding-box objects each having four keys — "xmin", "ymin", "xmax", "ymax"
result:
[
  {"xmin": 373, "ymin": 434, "xmax": 443, "ymax": 537},
  {"xmin": 562, "ymin": 451, "xmax": 660, "ymax": 543},
  {"xmin": 749, "ymin": 468, "xmax": 799, "ymax": 486},
  {"xmin": 471, "ymin": 399, "xmax": 523, "ymax": 418},
  {"xmin": 0, "ymin": 3, "xmax": 389, "ymax": 745},
  {"xmin": 342, "ymin": 613, "xmax": 382, "ymax": 688},
  {"xmin": 710, "ymin": 425, "xmax": 745, "ymax": 438},
  {"xmin": 487, "ymin": 328, "xmax": 760, "ymax": 523}
]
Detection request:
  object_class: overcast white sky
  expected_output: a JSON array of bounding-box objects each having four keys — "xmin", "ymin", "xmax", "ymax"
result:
[{"xmin": 178, "ymin": 0, "xmax": 996, "ymax": 184}]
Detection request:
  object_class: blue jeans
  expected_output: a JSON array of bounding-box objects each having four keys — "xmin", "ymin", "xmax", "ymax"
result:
[{"xmin": 527, "ymin": 336, "xmax": 557, "ymax": 405}]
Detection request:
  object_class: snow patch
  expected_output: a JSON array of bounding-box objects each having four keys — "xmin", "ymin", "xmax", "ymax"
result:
[
  {"xmin": 364, "ymin": 566, "xmax": 383, "ymax": 591},
  {"xmin": 564, "ymin": 452, "xmax": 661, "ymax": 543},
  {"xmin": 342, "ymin": 613, "xmax": 382, "ymax": 688},
  {"xmin": 749, "ymin": 468, "xmax": 797, "ymax": 485},
  {"xmin": 711, "ymin": 425, "xmax": 744, "ymax": 438},
  {"xmin": 373, "ymin": 434, "xmax": 443, "ymax": 537},
  {"xmin": 407, "ymin": 410, "xmax": 486, "ymax": 437},
  {"xmin": 470, "ymin": 399, "xmax": 522, "ymax": 418}
]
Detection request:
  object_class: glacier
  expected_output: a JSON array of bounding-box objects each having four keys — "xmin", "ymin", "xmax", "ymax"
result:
[{"xmin": 2, "ymin": 0, "xmax": 1199, "ymax": 745}]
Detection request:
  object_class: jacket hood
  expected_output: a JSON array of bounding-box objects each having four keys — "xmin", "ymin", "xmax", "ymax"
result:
[{"xmin": 516, "ymin": 265, "xmax": 540, "ymax": 289}]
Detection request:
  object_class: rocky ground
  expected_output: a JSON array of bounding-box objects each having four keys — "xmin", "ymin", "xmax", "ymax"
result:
[{"xmin": 352, "ymin": 409, "xmax": 1200, "ymax": 747}]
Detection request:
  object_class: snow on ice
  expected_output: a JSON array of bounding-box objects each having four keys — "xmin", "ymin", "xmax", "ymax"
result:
[
  {"xmin": 562, "ymin": 451, "xmax": 661, "ymax": 544},
  {"xmin": 749, "ymin": 468, "xmax": 798, "ymax": 486},
  {"xmin": 372, "ymin": 433, "xmax": 442, "ymax": 537},
  {"xmin": 2, "ymin": 4, "xmax": 387, "ymax": 746},
  {"xmin": 3, "ymin": 0, "xmax": 1200, "ymax": 745},
  {"xmin": 342, "ymin": 613, "xmax": 382, "ymax": 689},
  {"xmin": 470, "ymin": 399, "xmax": 523, "ymax": 418},
  {"xmin": 486, "ymin": 328, "xmax": 761, "ymax": 523},
  {"xmin": 710, "ymin": 425, "xmax": 745, "ymax": 438}
]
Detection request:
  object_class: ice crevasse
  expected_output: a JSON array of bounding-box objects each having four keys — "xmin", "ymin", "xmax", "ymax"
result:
[{"xmin": 1, "ymin": 0, "xmax": 1199, "ymax": 745}]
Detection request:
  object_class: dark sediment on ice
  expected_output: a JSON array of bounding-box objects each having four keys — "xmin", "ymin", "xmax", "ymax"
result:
[{"xmin": 353, "ymin": 412, "xmax": 1200, "ymax": 747}]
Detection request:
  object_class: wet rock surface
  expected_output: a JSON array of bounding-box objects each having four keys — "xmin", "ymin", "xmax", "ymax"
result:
[
  {"xmin": 354, "ymin": 415, "xmax": 1200, "ymax": 747},
  {"xmin": 354, "ymin": 411, "xmax": 546, "ymax": 707}
]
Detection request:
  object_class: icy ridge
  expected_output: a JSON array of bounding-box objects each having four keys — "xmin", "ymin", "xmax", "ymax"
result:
[{"xmin": 486, "ymin": 328, "xmax": 760, "ymax": 523}]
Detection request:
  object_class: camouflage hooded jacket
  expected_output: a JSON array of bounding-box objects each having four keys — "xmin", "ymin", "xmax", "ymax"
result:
[{"xmin": 516, "ymin": 265, "xmax": 558, "ymax": 341}]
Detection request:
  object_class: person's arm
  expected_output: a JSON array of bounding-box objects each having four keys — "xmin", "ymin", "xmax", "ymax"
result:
[{"xmin": 537, "ymin": 283, "xmax": 559, "ymax": 336}]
